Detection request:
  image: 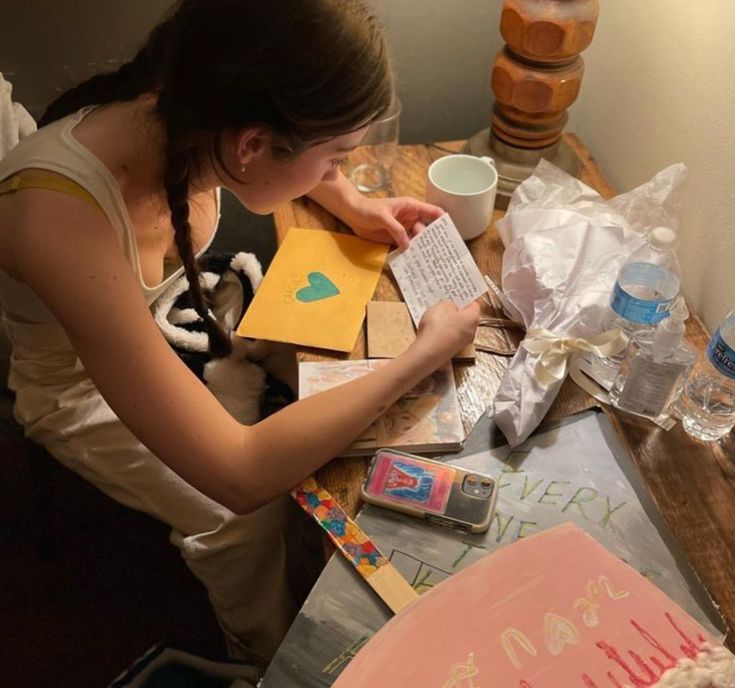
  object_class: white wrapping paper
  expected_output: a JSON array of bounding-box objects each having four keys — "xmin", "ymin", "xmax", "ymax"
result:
[
  {"xmin": 0, "ymin": 73, "xmax": 36, "ymax": 158},
  {"xmin": 492, "ymin": 159, "xmax": 688, "ymax": 446}
]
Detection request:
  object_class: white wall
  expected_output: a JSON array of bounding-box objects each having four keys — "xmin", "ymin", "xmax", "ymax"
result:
[
  {"xmin": 1, "ymin": 0, "xmax": 170, "ymax": 119},
  {"xmin": 372, "ymin": 0, "xmax": 502, "ymax": 144},
  {"xmin": 2, "ymin": 0, "xmax": 504, "ymax": 144},
  {"xmin": 568, "ymin": 0, "xmax": 735, "ymax": 332}
]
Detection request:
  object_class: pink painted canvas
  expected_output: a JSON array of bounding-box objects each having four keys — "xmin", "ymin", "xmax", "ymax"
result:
[{"xmin": 333, "ymin": 523, "xmax": 734, "ymax": 688}]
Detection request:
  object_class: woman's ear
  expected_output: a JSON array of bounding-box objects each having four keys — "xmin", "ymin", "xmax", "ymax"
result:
[{"xmin": 235, "ymin": 126, "xmax": 271, "ymax": 168}]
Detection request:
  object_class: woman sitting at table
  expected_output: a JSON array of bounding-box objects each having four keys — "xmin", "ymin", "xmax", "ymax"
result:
[{"xmin": 0, "ymin": 0, "xmax": 479, "ymax": 665}]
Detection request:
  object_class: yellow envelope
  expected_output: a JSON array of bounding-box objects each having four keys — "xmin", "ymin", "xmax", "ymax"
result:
[{"xmin": 237, "ymin": 227, "xmax": 388, "ymax": 351}]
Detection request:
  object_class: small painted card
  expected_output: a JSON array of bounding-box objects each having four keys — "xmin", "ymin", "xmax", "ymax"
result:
[
  {"xmin": 363, "ymin": 450, "xmax": 455, "ymax": 514},
  {"xmin": 298, "ymin": 359, "xmax": 465, "ymax": 456},
  {"xmin": 237, "ymin": 228, "xmax": 388, "ymax": 352}
]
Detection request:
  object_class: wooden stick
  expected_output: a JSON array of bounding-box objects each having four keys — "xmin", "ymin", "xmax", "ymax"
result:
[
  {"xmin": 291, "ymin": 477, "xmax": 419, "ymax": 614},
  {"xmin": 479, "ymin": 316, "xmax": 525, "ymax": 329},
  {"xmin": 483, "ymin": 274, "xmax": 506, "ymax": 305},
  {"xmin": 474, "ymin": 342, "xmax": 517, "ymax": 356}
]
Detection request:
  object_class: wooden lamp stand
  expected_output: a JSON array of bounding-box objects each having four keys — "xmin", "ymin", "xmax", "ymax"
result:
[{"xmin": 465, "ymin": 0, "xmax": 600, "ymax": 208}]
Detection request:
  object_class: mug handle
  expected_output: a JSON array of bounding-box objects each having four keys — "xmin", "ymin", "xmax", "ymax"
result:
[{"xmin": 480, "ymin": 156, "xmax": 496, "ymax": 168}]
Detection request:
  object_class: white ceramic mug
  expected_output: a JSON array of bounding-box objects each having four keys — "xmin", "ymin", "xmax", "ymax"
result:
[{"xmin": 426, "ymin": 154, "xmax": 498, "ymax": 240}]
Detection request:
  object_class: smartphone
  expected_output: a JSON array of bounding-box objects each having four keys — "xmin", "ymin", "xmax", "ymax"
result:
[{"xmin": 361, "ymin": 449, "xmax": 498, "ymax": 533}]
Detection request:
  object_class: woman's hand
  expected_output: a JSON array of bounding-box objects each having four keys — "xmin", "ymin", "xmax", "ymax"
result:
[
  {"xmin": 412, "ymin": 300, "xmax": 481, "ymax": 366},
  {"xmin": 342, "ymin": 196, "xmax": 445, "ymax": 250},
  {"xmin": 307, "ymin": 172, "xmax": 443, "ymax": 249}
]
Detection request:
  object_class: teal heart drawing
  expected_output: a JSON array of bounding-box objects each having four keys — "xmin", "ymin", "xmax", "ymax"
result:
[{"xmin": 296, "ymin": 272, "xmax": 340, "ymax": 302}]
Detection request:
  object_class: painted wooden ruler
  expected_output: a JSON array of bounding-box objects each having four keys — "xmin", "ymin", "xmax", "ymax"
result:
[{"xmin": 291, "ymin": 476, "xmax": 419, "ymax": 614}]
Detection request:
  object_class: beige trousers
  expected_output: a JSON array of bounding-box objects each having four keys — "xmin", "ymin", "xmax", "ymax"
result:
[
  {"xmin": 6, "ymin": 315, "xmax": 300, "ymax": 663},
  {"xmin": 39, "ymin": 411, "xmax": 296, "ymax": 664}
]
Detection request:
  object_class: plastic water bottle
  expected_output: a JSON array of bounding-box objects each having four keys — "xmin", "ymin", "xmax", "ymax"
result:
[
  {"xmin": 591, "ymin": 226, "xmax": 682, "ymax": 388},
  {"xmin": 681, "ymin": 308, "xmax": 735, "ymax": 441}
]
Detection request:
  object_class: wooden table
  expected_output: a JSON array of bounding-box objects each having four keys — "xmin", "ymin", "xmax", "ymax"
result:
[{"xmin": 273, "ymin": 135, "xmax": 735, "ymax": 648}]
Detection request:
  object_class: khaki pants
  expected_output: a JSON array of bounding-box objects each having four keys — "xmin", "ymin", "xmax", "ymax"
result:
[
  {"xmin": 39, "ymin": 413, "xmax": 296, "ymax": 664},
  {"xmin": 7, "ymin": 317, "xmax": 300, "ymax": 664}
]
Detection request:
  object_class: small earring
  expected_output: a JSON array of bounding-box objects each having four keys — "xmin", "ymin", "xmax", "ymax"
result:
[{"xmin": 240, "ymin": 164, "xmax": 246, "ymax": 173}]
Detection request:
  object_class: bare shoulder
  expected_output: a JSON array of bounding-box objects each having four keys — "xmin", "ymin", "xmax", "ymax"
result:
[
  {"xmin": 6, "ymin": 188, "xmax": 154, "ymax": 359},
  {"xmin": 4, "ymin": 187, "xmax": 125, "ymax": 288}
]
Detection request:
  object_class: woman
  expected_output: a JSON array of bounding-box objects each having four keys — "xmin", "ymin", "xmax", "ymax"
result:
[{"xmin": 0, "ymin": 0, "xmax": 479, "ymax": 663}]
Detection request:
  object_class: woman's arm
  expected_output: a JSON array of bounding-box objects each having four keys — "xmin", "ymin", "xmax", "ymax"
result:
[
  {"xmin": 13, "ymin": 192, "xmax": 478, "ymax": 515},
  {"xmin": 306, "ymin": 170, "xmax": 367, "ymax": 223},
  {"xmin": 307, "ymin": 171, "xmax": 444, "ymax": 249}
]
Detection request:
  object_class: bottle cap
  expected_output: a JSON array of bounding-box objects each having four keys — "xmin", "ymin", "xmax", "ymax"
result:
[{"xmin": 649, "ymin": 226, "xmax": 678, "ymax": 250}]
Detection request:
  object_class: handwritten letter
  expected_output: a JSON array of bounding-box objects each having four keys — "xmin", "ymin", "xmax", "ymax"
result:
[{"xmin": 388, "ymin": 214, "xmax": 488, "ymax": 326}]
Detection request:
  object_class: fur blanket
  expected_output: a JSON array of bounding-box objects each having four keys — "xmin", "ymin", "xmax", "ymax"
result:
[
  {"xmin": 153, "ymin": 251, "xmax": 293, "ymax": 424},
  {"xmin": 0, "ymin": 72, "xmax": 36, "ymax": 159}
]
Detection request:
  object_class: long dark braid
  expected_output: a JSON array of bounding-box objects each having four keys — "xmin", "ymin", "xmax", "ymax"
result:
[
  {"xmin": 163, "ymin": 129, "xmax": 233, "ymax": 357},
  {"xmin": 38, "ymin": 47, "xmax": 155, "ymax": 128}
]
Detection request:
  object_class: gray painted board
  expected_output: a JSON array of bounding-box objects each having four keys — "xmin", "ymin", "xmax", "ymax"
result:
[{"xmin": 261, "ymin": 410, "xmax": 726, "ymax": 687}]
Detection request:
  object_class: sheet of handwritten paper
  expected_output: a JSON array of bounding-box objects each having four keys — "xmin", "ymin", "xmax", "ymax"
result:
[{"xmin": 388, "ymin": 214, "xmax": 487, "ymax": 326}]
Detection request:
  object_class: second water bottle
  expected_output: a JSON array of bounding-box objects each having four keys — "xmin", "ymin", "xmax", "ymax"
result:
[{"xmin": 593, "ymin": 226, "xmax": 681, "ymax": 387}]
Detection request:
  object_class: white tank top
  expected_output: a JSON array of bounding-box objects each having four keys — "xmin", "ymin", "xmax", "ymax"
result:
[
  {"xmin": 0, "ymin": 106, "xmax": 220, "ymax": 430},
  {"xmin": 0, "ymin": 106, "xmax": 219, "ymax": 318}
]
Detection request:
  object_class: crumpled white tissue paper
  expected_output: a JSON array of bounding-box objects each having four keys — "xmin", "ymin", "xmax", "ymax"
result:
[
  {"xmin": 0, "ymin": 72, "xmax": 36, "ymax": 159},
  {"xmin": 492, "ymin": 159, "xmax": 688, "ymax": 446}
]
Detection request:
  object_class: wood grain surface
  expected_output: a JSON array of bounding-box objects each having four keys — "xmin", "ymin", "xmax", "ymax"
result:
[{"xmin": 274, "ymin": 136, "xmax": 735, "ymax": 647}]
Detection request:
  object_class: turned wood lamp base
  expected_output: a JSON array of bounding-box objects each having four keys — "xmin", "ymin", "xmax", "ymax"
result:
[
  {"xmin": 464, "ymin": 127, "xmax": 581, "ymax": 210},
  {"xmin": 468, "ymin": 0, "xmax": 599, "ymax": 209}
]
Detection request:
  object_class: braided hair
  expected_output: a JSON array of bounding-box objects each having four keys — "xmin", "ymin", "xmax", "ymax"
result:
[{"xmin": 40, "ymin": 0, "xmax": 393, "ymax": 358}]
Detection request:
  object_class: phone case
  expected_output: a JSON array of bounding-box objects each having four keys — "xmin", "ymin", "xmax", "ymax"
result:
[{"xmin": 361, "ymin": 449, "xmax": 498, "ymax": 533}]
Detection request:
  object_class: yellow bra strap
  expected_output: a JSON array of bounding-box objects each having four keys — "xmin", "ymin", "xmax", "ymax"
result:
[{"xmin": 0, "ymin": 170, "xmax": 102, "ymax": 212}]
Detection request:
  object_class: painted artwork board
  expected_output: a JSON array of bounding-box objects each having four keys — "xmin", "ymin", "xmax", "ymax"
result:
[
  {"xmin": 333, "ymin": 522, "xmax": 723, "ymax": 688},
  {"xmin": 261, "ymin": 411, "xmax": 726, "ymax": 687}
]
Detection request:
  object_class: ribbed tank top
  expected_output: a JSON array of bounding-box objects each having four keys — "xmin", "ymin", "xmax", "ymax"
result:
[{"xmin": 0, "ymin": 105, "xmax": 219, "ymax": 322}]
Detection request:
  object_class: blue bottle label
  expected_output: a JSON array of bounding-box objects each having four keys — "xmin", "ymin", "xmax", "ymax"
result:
[
  {"xmin": 610, "ymin": 282, "xmax": 674, "ymax": 325},
  {"xmin": 610, "ymin": 262, "xmax": 679, "ymax": 325},
  {"xmin": 707, "ymin": 329, "xmax": 735, "ymax": 379}
]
